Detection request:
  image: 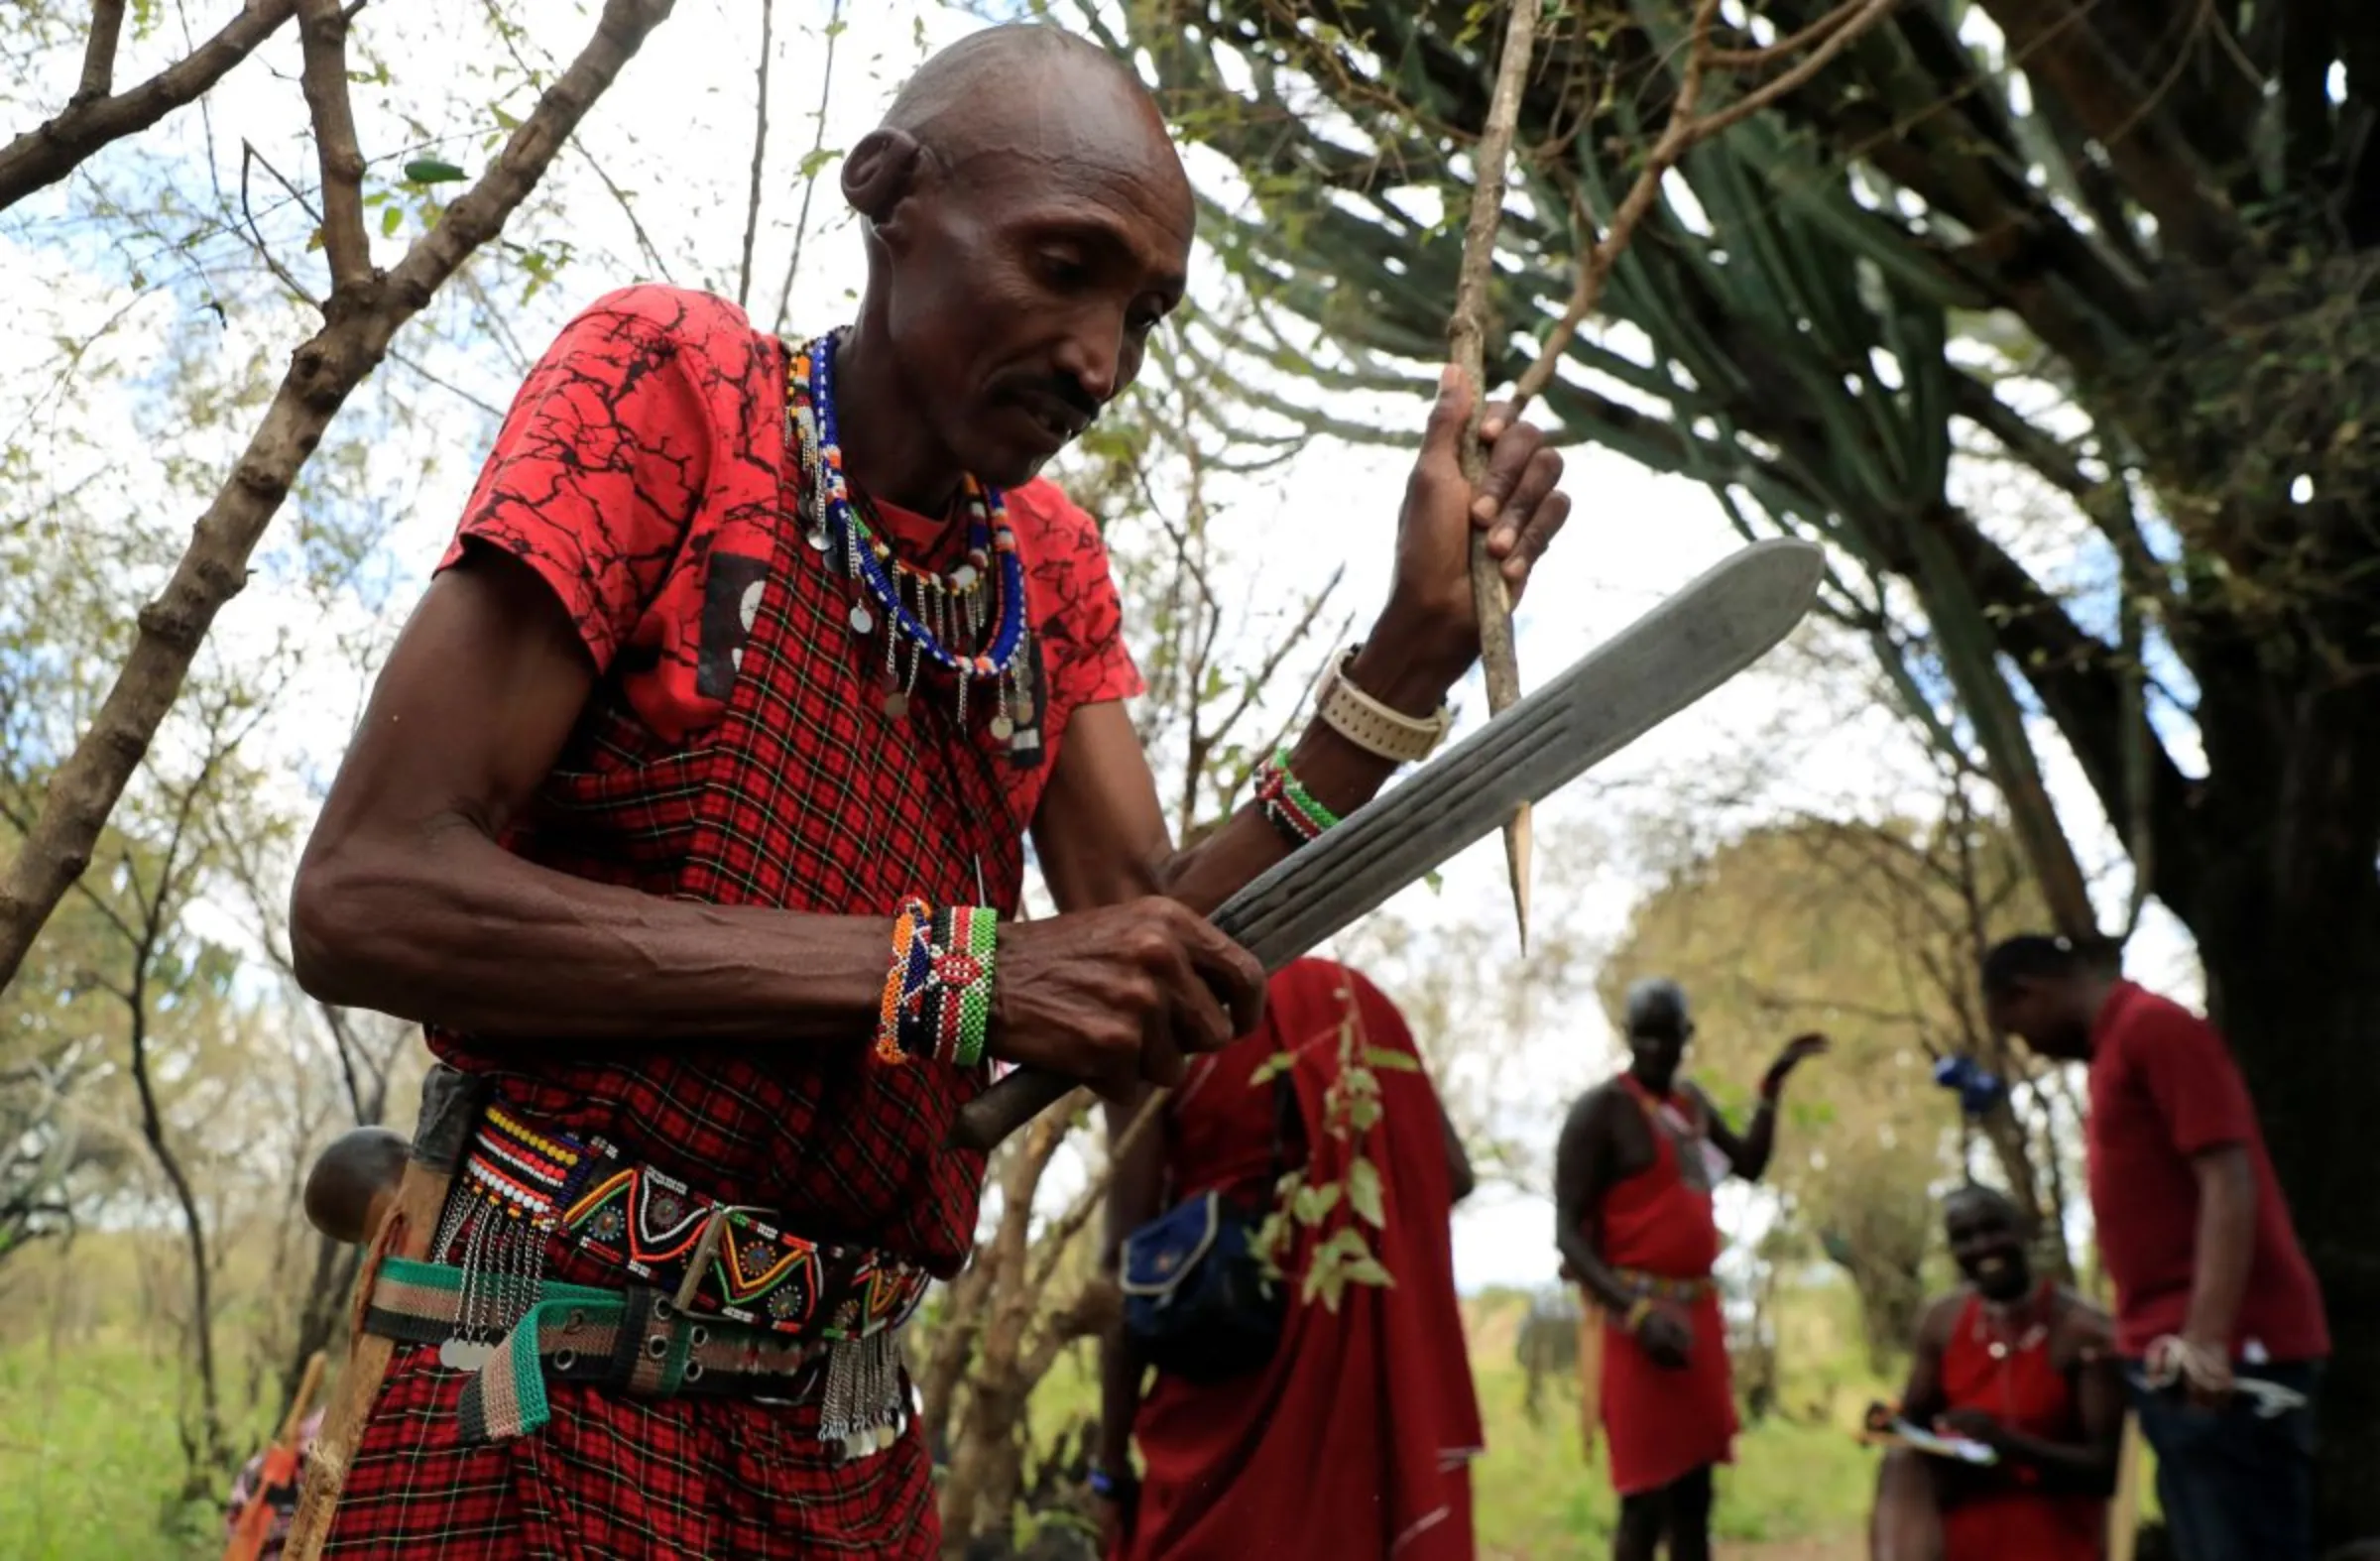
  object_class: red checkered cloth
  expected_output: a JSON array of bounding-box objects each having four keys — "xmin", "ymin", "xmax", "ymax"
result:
[{"xmin": 323, "ymin": 285, "xmax": 1140, "ymax": 1557}]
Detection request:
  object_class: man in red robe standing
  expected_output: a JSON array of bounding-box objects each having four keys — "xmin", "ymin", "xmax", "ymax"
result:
[
  {"xmin": 1096, "ymin": 959, "xmax": 1484, "ymax": 1560},
  {"xmin": 1553, "ymin": 979, "xmax": 1826, "ymax": 1561},
  {"xmin": 285, "ymin": 21, "xmax": 1576, "ymax": 1559}
]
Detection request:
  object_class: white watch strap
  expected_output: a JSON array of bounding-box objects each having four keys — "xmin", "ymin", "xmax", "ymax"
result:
[{"xmin": 1315, "ymin": 647, "xmax": 1451, "ymax": 764}]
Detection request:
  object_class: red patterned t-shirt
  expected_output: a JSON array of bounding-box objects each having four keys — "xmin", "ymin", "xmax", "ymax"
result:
[{"xmin": 436, "ymin": 284, "xmax": 1142, "ymax": 817}]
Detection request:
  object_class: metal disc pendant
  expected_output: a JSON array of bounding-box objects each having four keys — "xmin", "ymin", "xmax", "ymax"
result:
[
  {"xmin": 884, "ymin": 689, "xmax": 909, "ymax": 719},
  {"xmin": 950, "ymin": 563, "xmax": 978, "ymax": 590},
  {"xmin": 1987, "ymin": 1341, "xmax": 2008, "ymax": 1360},
  {"xmin": 439, "ymin": 1338, "xmax": 495, "ymax": 1373},
  {"xmin": 989, "ymin": 714, "xmax": 1014, "ymax": 742},
  {"xmin": 849, "ymin": 601, "xmax": 875, "ymax": 634},
  {"xmin": 806, "ymin": 528, "xmax": 830, "ymax": 552}
]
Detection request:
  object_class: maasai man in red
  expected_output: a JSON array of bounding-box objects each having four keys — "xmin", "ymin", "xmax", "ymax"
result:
[
  {"xmin": 1095, "ymin": 959, "xmax": 1484, "ymax": 1561},
  {"xmin": 1868, "ymin": 1185, "xmax": 2120, "ymax": 1561},
  {"xmin": 1553, "ymin": 979, "xmax": 1826, "ymax": 1561},
  {"xmin": 288, "ymin": 22, "xmax": 1577, "ymax": 1559}
]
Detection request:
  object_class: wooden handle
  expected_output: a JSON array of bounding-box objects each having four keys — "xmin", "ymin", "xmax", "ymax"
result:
[
  {"xmin": 952, "ymin": 1068, "xmax": 1079, "ymax": 1152},
  {"xmin": 281, "ymin": 1350, "xmax": 328, "ymax": 1444}
]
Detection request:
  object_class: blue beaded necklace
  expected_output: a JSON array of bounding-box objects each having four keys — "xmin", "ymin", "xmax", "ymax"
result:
[{"xmin": 789, "ymin": 328, "xmax": 1033, "ymax": 746}]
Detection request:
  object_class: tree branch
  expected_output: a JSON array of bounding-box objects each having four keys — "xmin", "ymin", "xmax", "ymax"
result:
[
  {"xmin": 736, "ymin": 0, "xmax": 774, "ymax": 310},
  {"xmin": 0, "ymin": 0, "xmax": 680, "ymax": 992},
  {"xmin": 771, "ymin": 0, "xmax": 845, "ymax": 334},
  {"xmin": 76, "ymin": 2, "xmax": 132, "ymax": 103},
  {"xmin": 0, "ymin": 0, "xmax": 299, "ymax": 214},
  {"xmin": 295, "ymin": 0, "xmax": 375, "ymax": 300}
]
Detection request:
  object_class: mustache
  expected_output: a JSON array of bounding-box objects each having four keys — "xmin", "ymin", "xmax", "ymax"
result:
[{"xmin": 1000, "ymin": 377, "xmax": 1103, "ymax": 434}]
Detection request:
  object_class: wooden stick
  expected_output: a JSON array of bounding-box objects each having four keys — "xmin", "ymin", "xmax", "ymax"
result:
[
  {"xmin": 1577, "ymin": 1299, "xmax": 1605, "ymax": 1459},
  {"xmin": 224, "ymin": 1349, "xmax": 327, "ymax": 1561},
  {"xmin": 1446, "ymin": 0, "xmax": 1546, "ymax": 952},
  {"xmin": 2108, "ymin": 1408, "xmax": 2144, "ymax": 1561}
]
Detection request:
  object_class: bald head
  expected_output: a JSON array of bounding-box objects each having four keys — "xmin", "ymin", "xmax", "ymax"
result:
[
  {"xmin": 888, "ymin": 26, "xmax": 1160, "ymax": 144},
  {"xmin": 833, "ymin": 22, "xmax": 1196, "ymax": 493}
]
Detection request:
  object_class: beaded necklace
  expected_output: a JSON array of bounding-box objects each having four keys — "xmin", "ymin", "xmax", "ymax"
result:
[{"xmin": 787, "ymin": 328, "xmax": 1034, "ymax": 747}]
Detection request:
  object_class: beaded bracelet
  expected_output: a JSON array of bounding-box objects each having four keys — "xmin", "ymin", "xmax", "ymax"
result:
[
  {"xmin": 1253, "ymin": 748, "xmax": 1340, "ymax": 849},
  {"xmin": 875, "ymin": 897, "xmax": 935, "ymax": 1065},
  {"xmin": 898, "ymin": 904, "xmax": 999, "ymax": 1067}
]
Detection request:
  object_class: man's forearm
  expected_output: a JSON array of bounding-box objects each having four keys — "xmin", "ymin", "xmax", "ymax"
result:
[
  {"xmin": 2183, "ymin": 1148, "xmax": 2257, "ymax": 1348},
  {"xmin": 1557, "ymin": 1226, "xmax": 1638, "ymax": 1317},
  {"xmin": 293, "ymin": 824, "xmax": 887, "ymax": 1042},
  {"xmin": 1156, "ymin": 628, "xmax": 1467, "ymax": 915},
  {"xmin": 1986, "ymin": 1428, "xmax": 2118, "ymax": 1496}
]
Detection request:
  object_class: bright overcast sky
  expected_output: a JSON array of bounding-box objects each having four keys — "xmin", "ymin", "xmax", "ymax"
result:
[{"xmin": 1, "ymin": 0, "xmax": 2200, "ymax": 1290}]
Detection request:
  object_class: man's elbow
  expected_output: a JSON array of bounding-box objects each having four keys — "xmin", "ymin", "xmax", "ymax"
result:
[
  {"xmin": 2194, "ymin": 1144, "xmax": 2257, "ymax": 1208},
  {"xmin": 289, "ymin": 837, "xmax": 414, "ymax": 1009}
]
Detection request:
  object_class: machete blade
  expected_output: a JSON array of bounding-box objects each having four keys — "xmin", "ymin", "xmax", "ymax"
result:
[{"xmin": 952, "ymin": 538, "xmax": 1826, "ymax": 1150}]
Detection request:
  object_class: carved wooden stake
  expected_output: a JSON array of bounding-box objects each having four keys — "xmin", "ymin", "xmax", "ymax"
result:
[{"xmin": 1448, "ymin": 0, "xmax": 1547, "ymax": 951}]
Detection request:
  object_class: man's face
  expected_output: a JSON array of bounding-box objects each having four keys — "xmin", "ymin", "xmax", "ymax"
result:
[
  {"xmin": 1944, "ymin": 1195, "xmax": 2030, "ymax": 1302},
  {"xmin": 873, "ymin": 78, "xmax": 1192, "ymax": 490},
  {"xmin": 1629, "ymin": 1024, "xmax": 1690, "ymax": 1088},
  {"xmin": 1984, "ymin": 976, "xmax": 2087, "ymax": 1062}
]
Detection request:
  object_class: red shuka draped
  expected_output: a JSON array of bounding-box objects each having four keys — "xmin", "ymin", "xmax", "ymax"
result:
[
  {"xmin": 1937, "ymin": 1288, "xmax": 2106, "ymax": 1561},
  {"xmin": 1118, "ymin": 959, "xmax": 1485, "ymax": 1561},
  {"xmin": 1591, "ymin": 1073, "xmax": 1738, "ymax": 1497}
]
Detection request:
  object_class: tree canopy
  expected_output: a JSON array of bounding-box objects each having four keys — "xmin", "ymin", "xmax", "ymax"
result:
[{"xmin": 1083, "ymin": 0, "xmax": 2379, "ymax": 1538}]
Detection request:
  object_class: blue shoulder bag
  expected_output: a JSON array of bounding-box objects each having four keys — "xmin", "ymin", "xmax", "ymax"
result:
[{"xmin": 1119, "ymin": 1070, "xmax": 1297, "ymax": 1383}]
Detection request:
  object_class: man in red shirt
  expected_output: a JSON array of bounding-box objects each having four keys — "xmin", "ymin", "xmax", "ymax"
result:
[
  {"xmin": 284, "ymin": 22, "xmax": 1575, "ymax": 1559},
  {"xmin": 1980, "ymin": 934, "xmax": 2329, "ymax": 1561}
]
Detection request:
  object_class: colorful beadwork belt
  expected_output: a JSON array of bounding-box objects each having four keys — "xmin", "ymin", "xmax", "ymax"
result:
[
  {"xmin": 366, "ymin": 1258, "xmax": 830, "ymax": 1439},
  {"xmin": 1613, "ymin": 1268, "xmax": 1716, "ymax": 1304},
  {"xmin": 396, "ymin": 1103, "xmax": 932, "ymax": 1461}
]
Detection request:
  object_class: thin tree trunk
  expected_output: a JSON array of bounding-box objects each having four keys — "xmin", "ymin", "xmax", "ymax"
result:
[
  {"xmin": 2195, "ymin": 900, "xmax": 2380, "ymax": 1550},
  {"xmin": 129, "ymin": 1005, "xmax": 225, "ymax": 1479}
]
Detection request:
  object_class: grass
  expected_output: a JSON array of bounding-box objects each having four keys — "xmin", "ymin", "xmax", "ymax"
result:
[
  {"xmin": 0, "ymin": 1287, "xmax": 1890, "ymax": 1560},
  {"xmin": 1022, "ymin": 1287, "xmax": 1883, "ymax": 1559},
  {"xmin": 0, "ymin": 1333, "xmax": 230, "ymax": 1561}
]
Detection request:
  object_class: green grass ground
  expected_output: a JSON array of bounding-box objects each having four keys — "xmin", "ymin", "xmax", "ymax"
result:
[{"xmin": 0, "ymin": 1292, "xmax": 1892, "ymax": 1560}]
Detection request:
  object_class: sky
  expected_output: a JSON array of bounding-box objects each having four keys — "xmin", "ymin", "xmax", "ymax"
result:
[{"xmin": 0, "ymin": 0, "xmax": 2203, "ymax": 1292}]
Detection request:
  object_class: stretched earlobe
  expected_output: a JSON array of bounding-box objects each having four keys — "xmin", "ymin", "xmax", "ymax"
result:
[{"xmin": 842, "ymin": 128, "xmax": 927, "ymax": 233}]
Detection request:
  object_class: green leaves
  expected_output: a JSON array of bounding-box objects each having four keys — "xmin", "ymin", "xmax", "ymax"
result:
[
  {"xmin": 401, "ymin": 158, "xmax": 468, "ymax": 185},
  {"xmin": 1347, "ymin": 1156, "xmax": 1384, "ymax": 1228}
]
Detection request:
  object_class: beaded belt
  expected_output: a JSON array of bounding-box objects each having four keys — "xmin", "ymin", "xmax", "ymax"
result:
[
  {"xmin": 399, "ymin": 1104, "xmax": 931, "ymax": 1461},
  {"xmin": 1613, "ymin": 1268, "xmax": 1716, "ymax": 1305}
]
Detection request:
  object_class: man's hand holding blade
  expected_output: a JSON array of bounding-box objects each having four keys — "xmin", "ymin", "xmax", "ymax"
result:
[{"xmin": 997, "ymin": 371, "xmax": 1570, "ymax": 1095}]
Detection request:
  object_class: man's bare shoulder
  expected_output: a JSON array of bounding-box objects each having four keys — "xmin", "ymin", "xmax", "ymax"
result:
[
  {"xmin": 1915, "ymin": 1288, "xmax": 1968, "ymax": 1348},
  {"xmin": 1560, "ymin": 1079, "xmax": 1626, "ymax": 1134},
  {"xmin": 2051, "ymin": 1285, "xmax": 2116, "ymax": 1361}
]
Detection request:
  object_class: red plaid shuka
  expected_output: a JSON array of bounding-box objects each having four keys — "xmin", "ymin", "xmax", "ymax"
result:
[{"xmin": 323, "ymin": 286, "xmax": 1141, "ymax": 1558}]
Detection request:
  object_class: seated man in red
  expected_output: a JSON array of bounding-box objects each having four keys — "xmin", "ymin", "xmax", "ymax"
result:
[
  {"xmin": 1553, "ymin": 978, "xmax": 1826, "ymax": 1561},
  {"xmin": 1869, "ymin": 1184, "xmax": 2121, "ymax": 1561}
]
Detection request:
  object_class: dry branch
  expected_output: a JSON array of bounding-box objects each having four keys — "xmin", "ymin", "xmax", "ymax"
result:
[
  {"xmin": 736, "ymin": 0, "xmax": 774, "ymax": 309},
  {"xmin": 1447, "ymin": 0, "xmax": 1545, "ymax": 952},
  {"xmin": 295, "ymin": 0, "xmax": 375, "ymax": 300},
  {"xmin": 76, "ymin": 1, "xmax": 131, "ymax": 103},
  {"xmin": 0, "ymin": 0, "xmax": 680, "ymax": 992},
  {"xmin": 0, "ymin": 0, "xmax": 300, "ymax": 213}
]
